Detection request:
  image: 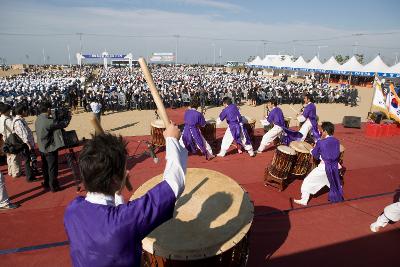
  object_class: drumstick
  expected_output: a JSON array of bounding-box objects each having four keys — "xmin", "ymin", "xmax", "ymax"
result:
[
  {"xmin": 289, "ymin": 105, "xmax": 298, "ymax": 114},
  {"xmin": 90, "ymin": 115, "xmax": 104, "ymax": 135},
  {"xmin": 138, "ymin": 58, "xmax": 170, "ymax": 127}
]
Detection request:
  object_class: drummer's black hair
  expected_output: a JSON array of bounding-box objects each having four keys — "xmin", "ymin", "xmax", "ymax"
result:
[
  {"xmin": 79, "ymin": 133, "xmax": 128, "ymax": 195},
  {"xmin": 267, "ymin": 99, "xmax": 278, "ymax": 106},
  {"xmin": 189, "ymin": 98, "xmax": 199, "ymax": 109},
  {"xmin": 222, "ymin": 97, "xmax": 232, "ymax": 105},
  {"xmin": 321, "ymin": 121, "xmax": 335, "ymax": 135},
  {"xmin": 305, "ymin": 94, "xmax": 314, "ymax": 103}
]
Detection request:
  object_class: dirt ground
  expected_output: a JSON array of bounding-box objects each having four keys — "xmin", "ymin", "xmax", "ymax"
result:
[{"xmin": 24, "ymin": 86, "xmax": 374, "ymax": 140}]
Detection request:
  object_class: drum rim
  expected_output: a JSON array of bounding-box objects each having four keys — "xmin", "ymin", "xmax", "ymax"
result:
[
  {"xmin": 151, "ymin": 119, "xmax": 166, "ymax": 128},
  {"xmin": 130, "ymin": 168, "xmax": 254, "ymax": 260},
  {"xmin": 289, "ymin": 141, "xmax": 313, "ymax": 153},
  {"xmin": 277, "ymin": 145, "xmax": 296, "ymax": 155}
]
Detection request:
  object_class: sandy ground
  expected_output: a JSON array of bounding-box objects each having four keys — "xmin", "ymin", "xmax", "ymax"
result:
[{"xmin": 24, "ymin": 87, "xmax": 374, "ymax": 140}]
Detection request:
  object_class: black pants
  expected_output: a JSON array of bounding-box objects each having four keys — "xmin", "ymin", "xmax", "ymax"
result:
[
  {"xmin": 40, "ymin": 151, "xmax": 59, "ymax": 191},
  {"xmin": 22, "ymin": 146, "xmax": 36, "ymax": 181}
]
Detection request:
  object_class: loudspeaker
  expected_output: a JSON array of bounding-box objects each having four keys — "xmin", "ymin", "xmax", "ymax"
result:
[{"xmin": 342, "ymin": 116, "xmax": 361, "ymax": 129}]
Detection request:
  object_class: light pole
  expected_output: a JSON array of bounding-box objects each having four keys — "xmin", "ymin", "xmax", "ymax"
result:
[
  {"xmin": 352, "ymin": 42, "xmax": 359, "ymax": 55},
  {"xmin": 317, "ymin": 45, "xmax": 328, "ymax": 60},
  {"xmin": 395, "ymin": 52, "xmax": 399, "ymax": 64},
  {"xmin": 219, "ymin": 47, "xmax": 222, "ymax": 66},
  {"xmin": 42, "ymin": 48, "xmax": 46, "ymax": 65},
  {"xmin": 212, "ymin": 43, "xmax": 216, "ymax": 66},
  {"xmin": 173, "ymin": 34, "xmax": 180, "ymax": 65},
  {"xmin": 263, "ymin": 41, "xmax": 267, "ymax": 57},
  {"xmin": 67, "ymin": 45, "xmax": 72, "ymax": 67}
]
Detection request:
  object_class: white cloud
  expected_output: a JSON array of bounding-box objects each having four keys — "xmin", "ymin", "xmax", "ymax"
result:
[{"xmin": 172, "ymin": 0, "xmax": 243, "ymax": 12}]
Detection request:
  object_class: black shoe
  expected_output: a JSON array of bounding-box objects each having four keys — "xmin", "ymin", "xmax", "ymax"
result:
[
  {"xmin": 51, "ymin": 186, "xmax": 61, "ymax": 193},
  {"xmin": 27, "ymin": 178, "xmax": 40, "ymax": 183}
]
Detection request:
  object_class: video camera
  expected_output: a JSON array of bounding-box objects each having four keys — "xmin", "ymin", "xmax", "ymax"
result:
[{"xmin": 50, "ymin": 107, "xmax": 72, "ymax": 128}]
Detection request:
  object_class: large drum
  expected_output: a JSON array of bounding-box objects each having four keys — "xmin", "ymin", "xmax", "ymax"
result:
[
  {"xmin": 241, "ymin": 116, "xmax": 256, "ymax": 139},
  {"xmin": 151, "ymin": 120, "xmax": 166, "ymax": 147},
  {"xmin": 265, "ymin": 145, "xmax": 297, "ymax": 188},
  {"xmin": 200, "ymin": 119, "xmax": 216, "ymax": 144},
  {"xmin": 289, "ymin": 141, "xmax": 313, "ymax": 176},
  {"xmin": 131, "ymin": 168, "xmax": 254, "ymax": 267}
]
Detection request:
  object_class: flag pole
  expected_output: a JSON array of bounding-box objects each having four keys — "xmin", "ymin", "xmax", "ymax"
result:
[{"xmin": 368, "ymin": 73, "xmax": 379, "ymax": 118}]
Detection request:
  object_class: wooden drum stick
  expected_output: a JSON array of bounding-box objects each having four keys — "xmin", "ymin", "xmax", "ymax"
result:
[
  {"xmin": 90, "ymin": 115, "xmax": 104, "ymax": 135},
  {"xmin": 138, "ymin": 58, "xmax": 170, "ymax": 127}
]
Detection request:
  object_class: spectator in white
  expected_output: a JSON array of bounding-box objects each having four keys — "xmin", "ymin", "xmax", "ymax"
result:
[
  {"xmin": 370, "ymin": 201, "xmax": 400, "ymax": 232},
  {"xmin": 0, "ymin": 103, "xmax": 21, "ymax": 178},
  {"xmin": 13, "ymin": 104, "xmax": 38, "ymax": 182},
  {"xmin": 0, "ymin": 172, "xmax": 20, "ymax": 210},
  {"xmin": 90, "ymin": 98, "xmax": 102, "ymax": 123}
]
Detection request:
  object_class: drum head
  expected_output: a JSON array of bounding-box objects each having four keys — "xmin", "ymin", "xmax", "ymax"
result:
[
  {"xmin": 340, "ymin": 144, "xmax": 345, "ymax": 153},
  {"xmin": 277, "ymin": 145, "xmax": 296, "ymax": 155},
  {"xmin": 151, "ymin": 119, "xmax": 165, "ymax": 128},
  {"xmin": 290, "ymin": 141, "xmax": 313, "ymax": 153},
  {"xmin": 206, "ymin": 118, "xmax": 216, "ymax": 124},
  {"xmin": 130, "ymin": 168, "xmax": 254, "ymax": 260}
]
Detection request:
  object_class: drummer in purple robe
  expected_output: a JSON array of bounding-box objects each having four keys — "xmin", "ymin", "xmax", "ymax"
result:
[
  {"xmin": 257, "ymin": 99, "xmax": 303, "ymax": 153},
  {"xmin": 297, "ymin": 94, "xmax": 321, "ymax": 141},
  {"xmin": 64, "ymin": 122, "xmax": 188, "ymax": 267},
  {"xmin": 179, "ymin": 98, "xmax": 214, "ymax": 159},
  {"xmin": 216, "ymin": 97, "xmax": 255, "ymax": 157},
  {"xmin": 294, "ymin": 121, "xmax": 343, "ymax": 206}
]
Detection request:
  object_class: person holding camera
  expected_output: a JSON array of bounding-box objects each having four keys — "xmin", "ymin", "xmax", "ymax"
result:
[
  {"xmin": 35, "ymin": 102, "xmax": 65, "ymax": 192},
  {"xmin": 0, "ymin": 103, "xmax": 22, "ymax": 178},
  {"xmin": 13, "ymin": 104, "xmax": 38, "ymax": 182}
]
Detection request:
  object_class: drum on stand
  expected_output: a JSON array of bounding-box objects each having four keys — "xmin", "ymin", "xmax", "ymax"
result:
[
  {"xmin": 200, "ymin": 119, "xmax": 216, "ymax": 144},
  {"xmin": 289, "ymin": 141, "xmax": 313, "ymax": 176},
  {"xmin": 151, "ymin": 120, "xmax": 166, "ymax": 147},
  {"xmin": 264, "ymin": 145, "xmax": 297, "ymax": 191},
  {"xmin": 131, "ymin": 168, "xmax": 254, "ymax": 267},
  {"xmin": 242, "ymin": 116, "xmax": 256, "ymax": 139}
]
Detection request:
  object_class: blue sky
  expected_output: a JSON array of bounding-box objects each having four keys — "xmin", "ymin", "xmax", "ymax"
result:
[{"xmin": 1, "ymin": 0, "xmax": 399, "ymax": 64}]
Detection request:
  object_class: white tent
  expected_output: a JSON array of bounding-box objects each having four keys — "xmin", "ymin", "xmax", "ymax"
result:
[
  {"xmin": 260, "ymin": 56, "xmax": 273, "ymax": 68},
  {"xmin": 338, "ymin": 56, "xmax": 364, "ymax": 73},
  {"xmin": 306, "ymin": 56, "xmax": 323, "ymax": 71},
  {"xmin": 321, "ymin": 56, "xmax": 341, "ymax": 72},
  {"xmin": 389, "ymin": 62, "xmax": 400, "ymax": 74},
  {"xmin": 280, "ymin": 56, "xmax": 294, "ymax": 69},
  {"xmin": 249, "ymin": 56, "xmax": 263, "ymax": 66},
  {"xmin": 362, "ymin": 55, "xmax": 390, "ymax": 74},
  {"xmin": 291, "ymin": 56, "xmax": 307, "ymax": 70}
]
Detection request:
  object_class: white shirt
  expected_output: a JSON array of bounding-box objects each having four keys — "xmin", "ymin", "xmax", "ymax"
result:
[
  {"xmin": 85, "ymin": 137, "xmax": 188, "ymax": 206},
  {"xmin": 90, "ymin": 102, "xmax": 102, "ymax": 114}
]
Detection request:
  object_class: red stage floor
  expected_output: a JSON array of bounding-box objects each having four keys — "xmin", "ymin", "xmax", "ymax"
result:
[{"xmin": 0, "ymin": 116, "xmax": 399, "ymax": 266}]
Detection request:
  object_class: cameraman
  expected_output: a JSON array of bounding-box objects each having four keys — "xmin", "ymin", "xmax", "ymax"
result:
[{"xmin": 35, "ymin": 102, "xmax": 65, "ymax": 192}]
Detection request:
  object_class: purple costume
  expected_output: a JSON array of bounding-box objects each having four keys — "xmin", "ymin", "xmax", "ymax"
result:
[
  {"xmin": 64, "ymin": 181, "xmax": 176, "ymax": 267},
  {"xmin": 311, "ymin": 137, "xmax": 343, "ymax": 202},
  {"xmin": 267, "ymin": 107, "xmax": 303, "ymax": 145},
  {"xmin": 303, "ymin": 103, "xmax": 321, "ymax": 140},
  {"xmin": 182, "ymin": 109, "xmax": 209, "ymax": 159},
  {"xmin": 219, "ymin": 104, "xmax": 251, "ymax": 147}
]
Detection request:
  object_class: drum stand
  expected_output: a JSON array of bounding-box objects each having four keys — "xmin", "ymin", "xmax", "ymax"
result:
[{"xmin": 61, "ymin": 147, "xmax": 81, "ymax": 192}]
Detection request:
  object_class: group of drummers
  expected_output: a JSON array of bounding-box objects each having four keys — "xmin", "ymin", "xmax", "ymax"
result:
[{"xmin": 171, "ymin": 94, "xmax": 345, "ymax": 205}]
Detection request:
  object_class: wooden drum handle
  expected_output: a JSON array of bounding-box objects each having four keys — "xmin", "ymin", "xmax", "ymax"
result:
[{"xmin": 138, "ymin": 58, "xmax": 170, "ymax": 127}]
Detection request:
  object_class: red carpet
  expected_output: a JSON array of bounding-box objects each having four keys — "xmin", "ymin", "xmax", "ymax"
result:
[{"xmin": 0, "ymin": 110, "xmax": 399, "ymax": 266}]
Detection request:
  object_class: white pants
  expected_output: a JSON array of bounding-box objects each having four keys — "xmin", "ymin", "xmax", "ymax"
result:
[
  {"xmin": 7, "ymin": 153, "xmax": 21, "ymax": 177},
  {"xmin": 257, "ymin": 125, "xmax": 282, "ymax": 152},
  {"xmin": 0, "ymin": 172, "xmax": 10, "ymax": 208},
  {"xmin": 179, "ymin": 135, "xmax": 214, "ymax": 157},
  {"xmin": 373, "ymin": 202, "xmax": 400, "ymax": 227},
  {"xmin": 299, "ymin": 119, "xmax": 312, "ymax": 141},
  {"xmin": 219, "ymin": 127, "xmax": 254, "ymax": 156},
  {"xmin": 299, "ymin": 163, "xmax": 330, "ymax": 203}
]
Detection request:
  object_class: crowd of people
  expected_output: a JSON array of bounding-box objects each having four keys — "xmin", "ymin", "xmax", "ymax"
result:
[{"xmin": 0, "ymin": 65, "xmax": 359, "ymax": 116}]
